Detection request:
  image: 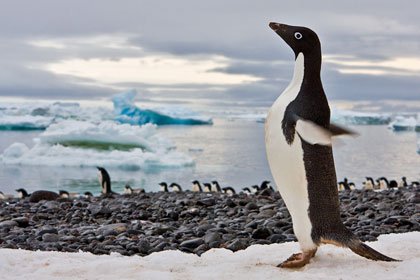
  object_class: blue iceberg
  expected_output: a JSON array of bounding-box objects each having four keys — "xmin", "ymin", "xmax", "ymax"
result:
[{"xmin": 111, "ymin": 90, "xmax": 212, "ymax": 126}]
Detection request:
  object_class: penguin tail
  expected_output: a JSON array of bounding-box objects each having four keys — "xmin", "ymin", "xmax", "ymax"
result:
[
  {"xmin": 346, "ymin": 238, "xmax": 399, "ymax": 262},
  {"xmin": 321, "ymin": 228, "xmax": 400, "ymax": 262}
]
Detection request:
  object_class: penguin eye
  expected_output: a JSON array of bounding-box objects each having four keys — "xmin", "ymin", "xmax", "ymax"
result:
[{"xmin": 294, "ymin": 32, "xmax": 303, "ymax": 40}]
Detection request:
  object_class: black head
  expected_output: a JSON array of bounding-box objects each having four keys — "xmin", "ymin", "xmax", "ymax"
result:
[
  {"xmin": 269, "ymin": 22, "xmax": 321, "ymax": 59},
  {"xmin": 260, "ymin": 181, "xmax": 271, "ymax": 189},
  {"xmin": 192, "ymin": 180, "xmax": 200, "ymax": 185},
  {"xmin": 211, "ymin": 181, "xmax": 218, "ymax": 185},
  {"xmin": 84, "ymin": 191, "xmax": 93, "ymax": 197},
  {"xmin": 59, "ymin": 190, "xmax": 69, "ymax": 196},
  {"xmin": 159, "ymin": 182, "xmax": 167, "ymax": 187},
  {"xmin": 15, "ymin": 188, "xmax": 29, "ymax": 198},
  {"xmin": 203, "ymin": 183, "xmax": 211, "ymax": 188}
]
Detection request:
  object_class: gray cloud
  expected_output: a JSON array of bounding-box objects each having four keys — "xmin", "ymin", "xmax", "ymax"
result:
[{"xmin": 0, "ymin": 0, "xmax": 419, "ymax": 111}]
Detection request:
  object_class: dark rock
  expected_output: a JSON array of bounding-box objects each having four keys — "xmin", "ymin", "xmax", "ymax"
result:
[
  {"xmin": 42, "ymin": 233, "xmax": 59, "ymax": 242},
  {"xmin": 204, "ymin": 232, "xmax": 221, "ymax": 244},
  {"xmin": 226, "ymin": 239, "xmax": 247, "ymax": 252},
  {"xmin": 225, "ymin": 198, "xmax": 237, "ymax": 208},
  {"xmin": 0, "ymin": 220, "xmax": 18, "ymax": 229},
  {"xmin": 269, "ymin": 234, "xmax": 286, "ymax": 243},
  {"xmin": 12, "ymin": 217, "xmax": 29, "ymax": 228},
  {"xmin": 252, "ymin": 228, "xmax": 271, "ymax": 239},
  {"xmin": 179, "ymin": 238, "xmax": 204, "ymax": 249},
  {"xmin": 245, "ymin": 202, "xmax": 258, "ymax": 210},
  {"xmin": 197, "ymin": 198, "xmax": 216, "ymax": 207},
  {"xmin": 37, "ymin": 227, "xmax": 58, "ymax": 236}
]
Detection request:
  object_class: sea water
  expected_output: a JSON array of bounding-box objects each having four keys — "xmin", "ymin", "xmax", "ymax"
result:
[{"xmin": 1, "ymin": 93, "xmax": 420, "ymax": 196}]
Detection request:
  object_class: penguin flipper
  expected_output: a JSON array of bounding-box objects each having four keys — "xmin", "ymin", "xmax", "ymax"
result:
[
  {"xmin": 329, "ymin": 123, "xmax": 357, "ymax": 137},
  {"xmin": 295, "ymin": 118, "xmax": 332, "ymax": 146},
  {"xmin": 295, "ymin": 117, "xmax": 357, "ymax": 146}
]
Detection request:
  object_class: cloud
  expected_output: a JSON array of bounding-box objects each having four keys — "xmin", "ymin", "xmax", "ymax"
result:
[{"xmin": 0, "ymin": 0, "xmax": 419, "ymax": 111}]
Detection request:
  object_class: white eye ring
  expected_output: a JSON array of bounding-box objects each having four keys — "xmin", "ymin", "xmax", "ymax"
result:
[{"xmin": 294, "ymin": 32, "xmax": 303, "ymax": 40}]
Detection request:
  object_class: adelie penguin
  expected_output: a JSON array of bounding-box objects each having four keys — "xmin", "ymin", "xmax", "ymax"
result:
[
  {"xmin": 124, "ymin": 184, "xmax": 145, "ymax": 195},
  {"xmin": 265, "ymin": 22, "xmax": 397, "ymax": 268},
  {"xmin": 169, "ymin": 183, "xmax": 183, "ymax": 192},
  {"xmin": 211, "ymin": 181, "xmax": 222, "ymax": 192},
  {"xmin": 97, "ymin": 167, "xmax": 117, "ymax": 196},
  {"xmin": 191, "ymin": 180, "xmax": 203, "ymax": 192},
  {"xmin": 159, "ymin": 182, "xmax": 169, "ymax": 192}
]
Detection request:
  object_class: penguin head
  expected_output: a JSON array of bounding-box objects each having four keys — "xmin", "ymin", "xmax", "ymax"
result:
[
  {"xmin": 59, "ymin": 190, "xmax": 70, "ymax": 198},
  {"xmin": 84, "ymin": 191, "xmax": 93, "ymax": 198},
  {"xmin": 269, "ymin": 22, "xmax": 321, "ymax": 58},
  {"xmin": 15, "ymin": 188, "xmax": 29, "ymax": 198}
]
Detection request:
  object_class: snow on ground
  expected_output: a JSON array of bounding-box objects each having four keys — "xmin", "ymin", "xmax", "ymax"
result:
[{"xmin": 0, "ymin": 232, "xmax": 419, "ymax": 280}]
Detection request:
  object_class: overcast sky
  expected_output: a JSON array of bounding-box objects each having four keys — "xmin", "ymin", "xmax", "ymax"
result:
[{"xmin": 0, "ymin": 1, "xmax": 419, "ymax": 111}]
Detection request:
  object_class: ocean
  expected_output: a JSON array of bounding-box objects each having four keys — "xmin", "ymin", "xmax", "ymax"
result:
[{"xmin": 1, "ymin": 91, "xmax": 420, "ymax": 196}]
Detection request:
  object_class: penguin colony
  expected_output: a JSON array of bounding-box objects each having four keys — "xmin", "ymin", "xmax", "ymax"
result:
[
  {"xmin": 1, "ymin": 169, "xmax": 415, "ymax": 198},
  {"xmin": 265, "ymin": 22, "xmax": 397, "ymax": 267}
]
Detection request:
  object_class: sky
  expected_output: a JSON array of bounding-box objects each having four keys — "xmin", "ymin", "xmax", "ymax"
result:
[{"xmin": 1, "ymin": 0, "xmax": 419, "ymax": 111}]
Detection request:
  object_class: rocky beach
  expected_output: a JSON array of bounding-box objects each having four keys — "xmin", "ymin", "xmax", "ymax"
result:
[{"xmin": 0, "ymin": 186, "xmax": 419, "ymax": 257}]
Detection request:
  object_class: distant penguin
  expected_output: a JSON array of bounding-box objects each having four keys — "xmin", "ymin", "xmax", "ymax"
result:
[
  {"xmin": 389, "ymin": 179, "xmax": 398, "ymax": 188},
  {"xmin": 260, "ymin": 180, "xmax": 272, "ymax": 190},
  {"xmin": 348, "ymin": 182, "xmax": 356, "ymax": 190},
  {"xmin": 59, "ymin": 190, "xmax": 81, "ymax": 198},
  {"xmin": 265, "ymin": 22, "xmax": 396, "ymax": 267},
  {"xmin": 29, "ymin": 190, "xmax": 59, "ymax": 203},
  {"xmin": 242, "ymin": 187, "xmax": 252, "ymax": 194},
  {"xmin": 338, "ymin": 178, "xmax": 353, "ymax": 191},
  {"xmin": 169, "ymin": 183, "xmax": 183, "ymax": 192},
  {"xmin": 191, "ymin": 180, "xmax": 203, "ymax": 192},
  {"xmin": 376, "ymin": 178, "xmax": 388, "ymax": 190},
  {"xmin": 251, "ymin": 185, "xmax": 260, "ymax": 193},
  {"xmin": 15, "ymin": 188, "xmax": 29, "ymax": 199},
  {"xmin": 124, "ymin": 184, "xmax": 145, "ymax": 194},
  {"xmin": 411, "ymin": 181, "xmax": 420, "ymax": 187},
  {"xmin": 363, "ymin": 177, "xmax": 376, "ymax": 190},
  {"xmin": 203, "ymin": 183, "xmax": 212, "ymax": 192},
  {"xmin": 159, "ymin": 182, "xmax": 169, "ymax": 192},
  {"xmin": 84, "ymin": 192, "xmax": 94, "ymax": 199},
  {"xmin": 97, "ymin": 167, "xmax": 115, "ymax": 195},
  {"xmin": 0, "ymin": 191, "xmax": 13, "ymax": 199},
  {"xmin": 222, "ymin": 186, "xmax": 236, "ymax": 195},
  {"xmin": 398, "ymin": 177, "xmax": 408, "ymax": 187},
  {"xmin": 211, "ymin": 181, "xmax": 222, "ymax": 192}
]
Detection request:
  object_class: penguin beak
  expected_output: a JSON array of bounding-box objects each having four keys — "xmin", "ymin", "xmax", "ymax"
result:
[
  {"xmin": 269, "ymin": 22, "xmax": 290, "ymax": 42},
  {"xmin": 269, "ymin": 22, "xmax": 284, "ymax": 32}
]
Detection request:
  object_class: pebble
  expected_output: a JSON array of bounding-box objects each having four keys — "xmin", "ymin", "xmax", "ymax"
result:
[{"xmin": 0, "ymin": 186, "xmax": 417, "ymax": 257}]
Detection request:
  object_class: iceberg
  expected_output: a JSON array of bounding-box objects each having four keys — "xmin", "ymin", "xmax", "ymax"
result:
[
  {"xmin": 0, "ymin": 119, "xmax": 194, "ymax": 170},
  {"xmin": 112, "ymin": 90, "xmax": 212, "ymax": 126},
  {"xmin": 389, "ymin": 116, "xmax": 417, "ymax": 131},
  {"xmin": 0, "ymin": 114, "xmax": 54, "ymax": 130},
  {"xmin": 0, "ymin": 102, "xmax": 114, "ymax": 130},
  {"xmin": 331, "ymin": 107, "xmax": 391, "ymax": 125}
]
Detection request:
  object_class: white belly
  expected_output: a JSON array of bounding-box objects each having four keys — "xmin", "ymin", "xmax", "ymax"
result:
[{"xmin": 265, "ymin": 53, "xmax": 317, "ymax": 251}]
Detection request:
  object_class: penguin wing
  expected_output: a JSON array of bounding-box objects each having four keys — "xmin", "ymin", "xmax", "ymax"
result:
[
  {"xmin": 296, "ymin": 117, "xmax": 357, "ymax": 146},
  {"xmin": 295, "ymin": 118, "xmax": 332, "ymax": 146}
]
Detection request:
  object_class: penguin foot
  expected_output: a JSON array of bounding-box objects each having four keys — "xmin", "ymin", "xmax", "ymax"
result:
[{"xmin": 277, "ymin": 249, "xmax": 317, "ymax": 268}]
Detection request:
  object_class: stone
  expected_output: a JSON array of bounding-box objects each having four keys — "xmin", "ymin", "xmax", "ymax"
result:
[
  {"xmin": 226, "ymin": 239, "xmax": 247, "ymax": 252},
  {"xmin": 179, "ymin": 238, "xmax": 204, "ymax": 249},
  {"xmin": 42, "ymin": 233, "xmax": 59, "ymax": 242}
]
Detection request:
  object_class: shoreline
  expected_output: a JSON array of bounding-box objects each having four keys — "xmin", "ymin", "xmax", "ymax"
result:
[{"xmin": 0, "ymin": 186, "xmax": 419, "ymax": 257}]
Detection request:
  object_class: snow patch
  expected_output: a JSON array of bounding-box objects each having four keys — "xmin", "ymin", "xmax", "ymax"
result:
[{"xmin": 0, "ymin": 232, "xmax": 418, "ymax": 280}]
